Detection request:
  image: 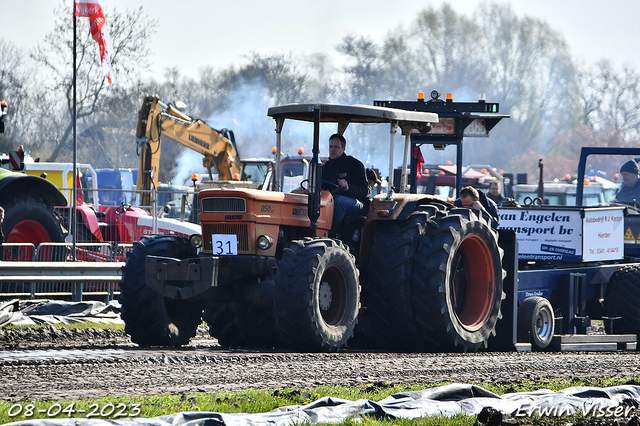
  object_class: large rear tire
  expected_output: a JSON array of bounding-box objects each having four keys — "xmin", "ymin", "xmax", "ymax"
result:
[
  {"xmin": 274, "ymin": 238, "xmax": 360, "ymax": 351},
  {"xmin": 119, "ymin": 235, "xmax": 203, "ymax": 347},
  {"xmin": 413, "ymin": 208, "xmax": 505, "ymax": 351},
  {"xmin": 203, "ymin": 301, "xmax": 276, "ymax": 348},
  {"xmin": 2, "ymin": 195, "xmax": 65, "ymax": 247},
  {"xmin": 603, "ymin": 265, "xmax": 640, "ymax": 337},
  {"xmin": 362, "ymin": 212, "xmax": 429, "ymax": 350}
]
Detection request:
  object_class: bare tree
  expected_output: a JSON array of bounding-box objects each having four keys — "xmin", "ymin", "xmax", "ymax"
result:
[
  {"xmin": 0, "ymin": 40, "xmax": 38, "ymax": 153},
  {"xmin": 332, "ymin": 2, "xmax": 579, "ymax": 172},
  {"xmin": 29, "ymin": 0, "xmax": 156, "ymax": 162},
  {"xmin": 410, "ymin": 4, "xmax": 485, "ymax": 91},
  {"xmin": 477, "ymin": 4, "xmax": 577, "ymax": 147},
  {"xmin": 336, "ymin": 35, "xmax": 384, "ymax": 103},
  {"xmin": 578, "ymin": 61, "xmax": 640, "ymax": 142}
]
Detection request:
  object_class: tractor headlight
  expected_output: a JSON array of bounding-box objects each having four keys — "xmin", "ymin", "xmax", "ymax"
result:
[
  {"xmin": 189, "ymin": 234, "xmax": 203, "ymax": 248},
  {"xmin": 257, "ymin": 235, "xmax": 274, "ymax": 250}
]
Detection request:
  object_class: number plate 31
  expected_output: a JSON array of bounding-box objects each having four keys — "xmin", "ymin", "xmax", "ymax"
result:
[{"xmin": 211, "ymin": 234, "xmax": 238, "ymax": 255}]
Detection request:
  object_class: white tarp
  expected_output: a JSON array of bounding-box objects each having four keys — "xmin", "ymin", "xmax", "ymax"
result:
[
  {"xmin": 0, "ymin": 299, "xmax": 122, "ymax": 327},
  {"xmin": 5, "ymin": 383, "xmax": 640, "ymax": 425}
]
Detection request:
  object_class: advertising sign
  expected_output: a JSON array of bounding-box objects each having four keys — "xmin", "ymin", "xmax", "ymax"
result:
[
  {"xmin": 498, "ymin": 207, "xmax": 625, "ymax": 262},
  {"xmin": 498, "ymin": 208, "xmax": 583, "ymax": 262},
  {"xmin": 582, "ymin": 208, "xmax": 624, "ymax": 262}
]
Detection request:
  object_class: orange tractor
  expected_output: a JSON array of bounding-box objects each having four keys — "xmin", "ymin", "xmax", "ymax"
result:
[{"xmin": 119, "ymin": 101, "xmax": 508, "ymax": 352}]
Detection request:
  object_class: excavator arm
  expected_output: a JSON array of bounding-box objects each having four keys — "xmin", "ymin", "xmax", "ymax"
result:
[{"xmin": 135, "ymin": 95, "xmax": 243, "ymax": 205}]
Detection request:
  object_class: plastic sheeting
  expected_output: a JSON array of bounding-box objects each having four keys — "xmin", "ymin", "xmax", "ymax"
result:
[
  {"xmin": 0, "ymin": 299, "xmax": 122, "ymax": 327},
  {"xmin": 5, "ymin": 383, "xmax": 640, "ymax": 426}
]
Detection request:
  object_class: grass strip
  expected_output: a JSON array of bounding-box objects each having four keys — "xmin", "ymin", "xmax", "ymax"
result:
[{"xmin": 1, "ymin": 377, "xmax": 639, "ymax": 424}]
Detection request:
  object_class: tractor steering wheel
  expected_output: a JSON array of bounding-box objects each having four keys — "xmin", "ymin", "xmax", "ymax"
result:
[
  {"xmin": 322, "ymin": 180, "xmax": 340, "ymax": 191},
  {"xmin": 299, "ymin": 180, "xmax": 340, "ymax": 192},
  {"xmin": 115, "ymin": 203, "xmax": 132, "ymax": 215}
]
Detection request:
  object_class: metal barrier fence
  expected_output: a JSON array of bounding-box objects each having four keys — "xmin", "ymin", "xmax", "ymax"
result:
[
  {"xmin": 67, "ymin": 185, "xmax": 194, "ymax": 222},
  {"xmin": 1, "ymin": 242, "xmax": 132, "ymax": 301},
  {"xmin": 3, "ymin": 242, "xmax": 133, "ymax": 262},
  {"xmin": 0, "ymin": 261, "xmax": 124, "ymax": 302},
  {"xmin": 2, "ymin": 243, "xmax": 36, "ymax": 261}
]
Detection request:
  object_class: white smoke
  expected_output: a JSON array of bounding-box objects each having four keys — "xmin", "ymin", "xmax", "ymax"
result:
[
  {"xmin": 169, "ymin": 82, "xmax": 466, "ymax": 184},
  {"xmin": 170, "ymin": 82, "xmax": 273, "ymax": 184}
]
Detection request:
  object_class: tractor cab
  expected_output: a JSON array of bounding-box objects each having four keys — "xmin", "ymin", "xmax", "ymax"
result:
[{"xmin": 267, "ymin": 103, "xmax": 439, "ymax": 254}]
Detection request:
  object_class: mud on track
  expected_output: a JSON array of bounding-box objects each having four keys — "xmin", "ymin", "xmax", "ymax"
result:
[{"xmin": 1, "ymin": 326, "xmax": 640, "ymax": 402}]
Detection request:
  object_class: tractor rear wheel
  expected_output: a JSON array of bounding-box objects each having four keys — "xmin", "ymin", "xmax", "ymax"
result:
[
  {"xmin": 203, "ymin": 301, "xmax": 276, "ymax": 348},
  {"xmin": 603, "ymin": 265, "xmax": 640, "ymax": 337},
  {"xmin": 119, "ymin": 235, "xmax": 203, "ymax": 347},
  {"xmin": 362, "ymin": 212, "xmax": 429, "ymax": 350},
  {"xmin": 413, "ymin": 208, "xmax": 505, "ymax": 351},
  {"xmin": 274, "ymin": 238, "xmax": 360, "ymax": 351}
]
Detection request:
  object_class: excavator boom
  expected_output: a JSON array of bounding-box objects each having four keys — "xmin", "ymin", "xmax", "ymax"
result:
[{"xmin": 135, "ymin": 95, "xmax": 243, "ymax": 205}]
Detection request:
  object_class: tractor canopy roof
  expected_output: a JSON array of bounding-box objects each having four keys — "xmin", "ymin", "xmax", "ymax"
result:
[{"xmin": 267, "ymin": 103, "xmax": 438, "ymax": 131}]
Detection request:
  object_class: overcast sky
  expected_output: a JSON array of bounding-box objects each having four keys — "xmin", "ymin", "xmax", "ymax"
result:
[{"xmin": 1, "ymin": 0, "xmax": 639, "ymax": 82}]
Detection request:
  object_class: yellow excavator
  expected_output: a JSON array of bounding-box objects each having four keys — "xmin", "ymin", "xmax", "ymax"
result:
[{"xmin": 135, "ymin": 95, "xmax": 245, "ymax": 206}]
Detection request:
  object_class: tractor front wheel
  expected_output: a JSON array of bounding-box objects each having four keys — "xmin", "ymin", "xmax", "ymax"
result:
[{"xmin": 119, "ymin": 235, "xmax": 203, "ymax": 347}]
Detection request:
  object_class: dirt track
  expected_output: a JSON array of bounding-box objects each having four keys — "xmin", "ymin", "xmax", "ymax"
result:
[{"xmin": 1, "ymin": 326, "xmax": 640, "ymax": 402}]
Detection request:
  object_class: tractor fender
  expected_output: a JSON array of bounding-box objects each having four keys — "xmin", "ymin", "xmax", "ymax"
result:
[
  {"xmin": 371, "ymin": 193, "xmax": 449, "ymax": 221},
  {"xmin": 0, "ymin": 169, "xmax": 67, "ymax": 207},
  {"xmin": 77, "ymin": 204, "xmax": 104, "ymax": 242}
]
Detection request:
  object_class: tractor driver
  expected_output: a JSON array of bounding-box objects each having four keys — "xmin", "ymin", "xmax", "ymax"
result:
[
  {"xmin": 614, "ymin": 159, "xmax": 640, "ymax": 204},
  {"xmin": 322, "ymin": 134, "xmax": 370, "ymax": 237}
]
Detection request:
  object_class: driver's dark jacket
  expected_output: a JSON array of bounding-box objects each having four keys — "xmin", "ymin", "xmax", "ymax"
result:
[
  {"xmin": 615, "ymin": 179, "xmax": 640, "ymax": 204},
  {"xmin": 321, "ymin": 153, "xmax": 370, "ymax": 205}
]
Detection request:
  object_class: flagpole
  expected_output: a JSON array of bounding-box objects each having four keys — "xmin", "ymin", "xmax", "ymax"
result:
[{"xmin": 72, "ymin": 6, "xmax": 77, "ymax": 261}]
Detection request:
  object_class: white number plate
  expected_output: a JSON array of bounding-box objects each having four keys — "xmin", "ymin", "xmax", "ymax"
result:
[{"xmin": 211, "ymin": 234, "xmax": 238, "ymax": 255}]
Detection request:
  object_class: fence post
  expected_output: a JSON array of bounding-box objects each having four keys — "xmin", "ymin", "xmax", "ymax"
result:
[{"xmin": 71, "ymin": 282, "xmax": 83, "ymax": 302}]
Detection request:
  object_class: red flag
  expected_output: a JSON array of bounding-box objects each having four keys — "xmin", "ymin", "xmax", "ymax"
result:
[
  {"xmin": 75, "ymin": 171, "xmax": 84, "ymax": 206},
  {"xmin": 74, "ymin": 0, "xmax": 114, "ymax": 84},
  {"xmin": 413, "ymin": 146, "xmax": 424, "ymax": 181}
]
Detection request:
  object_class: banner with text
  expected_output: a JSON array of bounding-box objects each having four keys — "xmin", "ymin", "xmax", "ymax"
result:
[
  {"xmin": 582, "ymin": 208, "xmax": 624, "ymax": 262},
  {"xmin": 498, "ymin": 208, "xmax": 582, "ymax": 262},
  {"xmin": 498, "ymin": 207, "xmax": 625, "ymax": 262}
]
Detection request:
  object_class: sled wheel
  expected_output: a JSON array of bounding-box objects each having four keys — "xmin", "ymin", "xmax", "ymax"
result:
[{"xmin": 518, "ymin": 296, "xmax": 554, "ymax": 350}]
